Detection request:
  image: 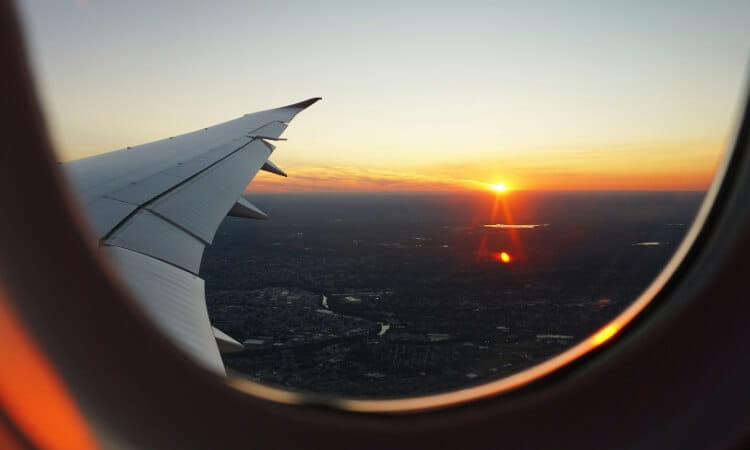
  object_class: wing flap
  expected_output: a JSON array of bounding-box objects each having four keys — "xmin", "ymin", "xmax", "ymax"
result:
[
  {"xmin": 104, "ymin": 246, "xmax": 224, "ymax": 374},
  {"xmin": 146, "ymin": 139, "xmax": 272, "ymax": 243},
  {"xmin": 84, "ymin": 198, "xmax": 137, "ymax": 237},
  {"xmin": 106, "ymin": 210, "xmax": 205, "ymax": 274}
]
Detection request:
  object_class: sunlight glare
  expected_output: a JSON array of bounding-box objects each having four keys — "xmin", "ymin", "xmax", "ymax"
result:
[
  {"xmin": 489, "ymin": 182, "xmax": 508, "ymax": 193},
  {"xmin": 491, "ymin": 251, "xmax": 512, "ymax": 264},
  {"xmin": 591, "ymin": 323, "xmax": 621, "ymax": 347}
]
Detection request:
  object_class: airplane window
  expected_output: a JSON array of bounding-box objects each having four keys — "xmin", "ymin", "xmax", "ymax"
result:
[{"xmin": 17, "ymin": 1, "xmax": 750, "ymax": 408}]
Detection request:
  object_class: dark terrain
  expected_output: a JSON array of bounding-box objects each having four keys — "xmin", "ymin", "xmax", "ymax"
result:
[{"xmin": 201, "ymin": 191, "xmax": 703, "ymax": 397}]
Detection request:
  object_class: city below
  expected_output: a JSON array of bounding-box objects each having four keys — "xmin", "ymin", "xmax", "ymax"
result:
[{"xmin": 202, "ymin": 191, "xmax": 702, "ymax": 397}]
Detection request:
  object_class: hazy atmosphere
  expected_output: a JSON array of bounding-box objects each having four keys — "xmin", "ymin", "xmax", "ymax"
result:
[{"xmin": 20, "ymin": 1, "xmax": 750, "ymax": 191}]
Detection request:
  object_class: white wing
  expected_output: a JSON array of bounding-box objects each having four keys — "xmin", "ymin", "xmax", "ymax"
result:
[{"xmin": 62, "ymin": 98, "xmax": 321, "ymax": 374}]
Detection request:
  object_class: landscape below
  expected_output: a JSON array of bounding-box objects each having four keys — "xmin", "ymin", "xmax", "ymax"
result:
[{"xmin": 202, "ymin": 191, "xmax": 702, "ymax": 397}]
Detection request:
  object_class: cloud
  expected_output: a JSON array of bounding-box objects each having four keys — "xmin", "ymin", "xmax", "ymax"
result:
[
  {"xmin": 245, "ymin": 160, "xmax": 713, "ymax": 193},
  {"xmin": 246, "ymin": 165, "xmax": 484, "ymax": 193}
]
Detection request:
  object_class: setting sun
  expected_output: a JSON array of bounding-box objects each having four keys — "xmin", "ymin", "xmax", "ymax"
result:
[{"xmin": 489, "ymin": 182, "xmax": 508, "ymax": 193}]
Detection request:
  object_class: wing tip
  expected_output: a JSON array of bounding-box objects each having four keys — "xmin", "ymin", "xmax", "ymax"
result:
[{"xmin": 283, "ymin": 97, "xmax": 322, "ymax": 110}]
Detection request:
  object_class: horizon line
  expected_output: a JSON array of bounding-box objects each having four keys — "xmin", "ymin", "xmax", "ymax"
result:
[{"xmin": 244, "ymin": 188, "xmax": 709, "ymax": 195}]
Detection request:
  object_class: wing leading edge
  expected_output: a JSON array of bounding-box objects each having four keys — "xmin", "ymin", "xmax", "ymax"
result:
[{"xmin": 62, "ymin": 98, "xmax": 321, "ymax": 374}]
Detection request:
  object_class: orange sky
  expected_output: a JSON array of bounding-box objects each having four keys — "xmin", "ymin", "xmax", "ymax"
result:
[
  {"xmin": 249, "ymin": 140, "xmax": 723, "ymax": 193},
  {"xmin": 248, "ymin": 164, "xmax": 716, "ymax": 193}
]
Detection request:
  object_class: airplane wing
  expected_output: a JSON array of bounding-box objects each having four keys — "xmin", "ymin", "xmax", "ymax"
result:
[{"xmin": 61, "ymin": 98, "xmax": 321, "ymax": 374}]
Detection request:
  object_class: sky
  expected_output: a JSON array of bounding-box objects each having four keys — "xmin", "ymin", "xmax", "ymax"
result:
[{"xmin": 18, "ymin": 0, "xmax": 750, "ymax": 192}]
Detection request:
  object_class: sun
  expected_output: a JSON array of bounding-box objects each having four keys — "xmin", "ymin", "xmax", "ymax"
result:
[{"xmin": 489, "ymin": 181, "xmax": 508, "ymax": 193}]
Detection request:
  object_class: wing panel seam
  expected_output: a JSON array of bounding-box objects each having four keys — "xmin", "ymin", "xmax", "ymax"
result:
[
  {"xmin": 99, "ymin": 137, "xmax": 260, "ymax": 242},
  {"xmin": 101, "ymin": 243, "xmax": 203, "ymax": 277}
]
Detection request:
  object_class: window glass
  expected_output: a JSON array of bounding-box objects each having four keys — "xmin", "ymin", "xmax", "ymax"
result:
[{"xmin": 20, "ymin": 1, "xmax": 750, "ymax": 399}]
